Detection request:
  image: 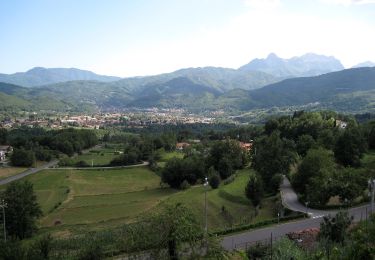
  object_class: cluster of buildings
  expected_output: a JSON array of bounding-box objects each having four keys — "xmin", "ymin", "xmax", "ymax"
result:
[{"xmin": 0, "ymin": 109, "xmax": 216, "ymax": 129}]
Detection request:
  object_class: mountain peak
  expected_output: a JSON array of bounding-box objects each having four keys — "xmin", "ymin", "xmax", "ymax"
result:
[
  {"xmin": 266, "ymin": 53, "xmax": 280, "ymax": 60},
  {"xmin": 239, "ymin": 53, "xmax": 344, "ymax": 77}
]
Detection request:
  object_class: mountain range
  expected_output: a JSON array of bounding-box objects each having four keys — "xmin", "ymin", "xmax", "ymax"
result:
[
  {"xmin": 0, "ymin": 53, "xmax": 375, "ymax": 114},
  {"xmin": 0, "ymin": 67, "xmax": 121, "ymax": 87},
  {"xmin": 239, "ymin": 53, "xmax": 344, "ymax": 77}
]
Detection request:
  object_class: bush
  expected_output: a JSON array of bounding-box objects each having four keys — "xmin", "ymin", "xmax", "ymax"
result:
[
  {"xmin": 76, "ymin": 160, "xmax": 90, "ymax": 167},
  {"xmin": 180, "ymin": 180, "xmax": 190, "ymax": 190},
  {"xmin": 246, "ymin": 243, "xmax": 269, "ymax": 259},
  {"xmin": 209, "ymin": 174, "xmax": 220, "ymax": 189}
]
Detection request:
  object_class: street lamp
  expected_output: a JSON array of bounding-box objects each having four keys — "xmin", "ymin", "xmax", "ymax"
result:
[
  {"xmin": 277, "ymin": 212, "xmax": 280, "ymax": 224},
  {"xmin": 0, "ymin": 199, "xmax": 7, "ymax": 242},
  {"xmin": 368, "ymin": 179, "xmax": 375, "ymax": 214},
  {"xmin": 203, "ymin": 177, "xmax": 209, "ymax": 234}
]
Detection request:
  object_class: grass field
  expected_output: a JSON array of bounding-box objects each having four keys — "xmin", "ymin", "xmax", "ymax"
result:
[
  {"xmin": 69, "ymin": 152, "xmax": 118, "ymax": 166},
  {"xmin": 4, "ymin": 165, "xmax": 276, "ymax": 235},
  {"xmin": 0, "ymin": 167, "xmax": 26, "ymax": 181},
  {"xmin": 69, "ymin": 144, "xmax": 124, "ymax": 167},
  {"xmin": 158, "ymin": 150, "xmax": 184, "ymax": 162}
]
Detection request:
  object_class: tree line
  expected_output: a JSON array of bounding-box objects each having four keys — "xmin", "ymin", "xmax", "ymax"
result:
[
  {"xmin": 247, "ymin": 111, "xmax": 375, "ymax": 208},
  {"xmin": 0, "ymin": 127, "xmax": 98, "ymax": 166}
]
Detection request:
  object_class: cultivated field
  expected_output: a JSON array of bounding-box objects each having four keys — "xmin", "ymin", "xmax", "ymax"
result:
[{"xmin": 13, "ymin": 166, "xmax": 275, "ymax": 236}]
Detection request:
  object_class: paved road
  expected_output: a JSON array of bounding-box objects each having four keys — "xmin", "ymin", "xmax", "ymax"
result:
[
  {"xmin": 0, "ymin": 160, "xmax": 59, "ymax": 186},
  {"xmin": 221, "ymin": 176, "xmax": 372, "ymax": 250},
  {"xmin": 280, "ymin": 176, "xmax": 332, "ymax": 218},
  {"xmin": 50, "ymin": 161, "xmax": 149, "ymax": 170}
]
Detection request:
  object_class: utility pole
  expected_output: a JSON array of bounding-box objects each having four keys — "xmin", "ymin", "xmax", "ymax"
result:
[{"xmin": 0, "ymin": 199, "xmax": 7, "ymax": 242}]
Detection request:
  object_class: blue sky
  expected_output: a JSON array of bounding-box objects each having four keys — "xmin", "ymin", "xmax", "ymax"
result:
[{"xmin": 1, "ymin": 0, "xmax": 375, "ymax": 77}]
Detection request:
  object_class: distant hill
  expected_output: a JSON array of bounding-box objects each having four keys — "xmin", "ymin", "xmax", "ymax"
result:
[
  {"xmin": 352, "ymin": 61, "xmax": 375, "ymax": 68},
  {"xmin": 246, "ymin": 67, "xmax": 375, "ymax": 112},
  {"xmin": 0, "ymin": 82, "xmax": 93, "ymax": 112},
  {"xmin": 0, "ymin": 67, "xmax": 121, "ymax": 87},
  {"xmin": 239, "ymin": 53, "xmax": 344, "ymax": 77},
  {"xmin": 1, "ymin": 58, "xmax": 375, "ymax": 114}
]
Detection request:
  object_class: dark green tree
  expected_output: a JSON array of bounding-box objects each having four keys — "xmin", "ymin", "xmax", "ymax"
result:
[
  {"xmin": 0, "ymin": 128, "xmax": 7, "ymax": 144},
  {"xmin": 10, "ymin": 148, "xmax": 35, "ymax": 167},
  {"xmin": 334, "ymin": 126, "xmax": 367, "ymax": 167},
  {"xmin": 252, "ymin": 132, "xmax": 296, "ymax": 188},
  {"xmin": 245, "ymin": 173, "xmax": 264, "ymax": 207},
  {"xmin": 296, "ymin": 134, "xmax": 316, "ymax": 157},
  {"xmin": 293, "ymin": 148, "xmax": 335, "ymax": 195},
  {"xmin": 2, "ymin": 181, "xmax": 42, "ymax": 239},
  {"xmin": 330, "ymin": 168, "xmax": 366, "ymax": 205}
]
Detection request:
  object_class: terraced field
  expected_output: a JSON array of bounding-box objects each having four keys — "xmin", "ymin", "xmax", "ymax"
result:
[{"xmin": 5, "ymin": 162, "xmax": 277, "ymax": 235}]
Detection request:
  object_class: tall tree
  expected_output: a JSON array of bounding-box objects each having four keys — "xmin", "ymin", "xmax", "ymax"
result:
[
  {"xmin": 252, "ymin": 132, "xmax": 296, "ymax": 188},
  {"xmin": 2, "ymin": 181, "xmax": 42, "ymax": 239},
  {"xmin": 334, "ymin": 126, "xmax": 367, "ymax": 167},
  {"xmin": 293, "ymin": 148, "xmax": 335, "ymax": 196},
  {"xmin": 10, "ymin": 148, "xmax": 35, "ymax": 167},
  {"xmin": 245, "ymin": 173, "xmax": 264, "ymax": 207}
]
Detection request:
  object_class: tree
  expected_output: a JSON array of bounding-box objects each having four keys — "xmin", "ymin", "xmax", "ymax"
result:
[
  {"xmin": 161, "ymin": 156, "xmax": 205, "ymax": 189},
  {"xmin": 148, "ymin": 203, "xmax": 203, "ymax": 259},
  {"xmin": 207, "ymin": 140, "xmax": 245, "ymax": 176},
  {"xmin": 293, "ymin": 148, "xmax": 335, "ymax": 195},
  {"xmin": 0, "ymin": 128, "xmax": 7, "ymax": 144},
  {"xmin": 334, "ymin": 126, "xmax": 367, "ymax": 167},
  {"xmin": 319, "ymin": 211, "xmax": 352, "ymax": 244},
  {"xmin": 2, "ymin": 181, "xmax": 42, "ymax": 239},
  {"xmin": 296, "ymin": 134, "xmax": 316, "ymax": 157},
  {"xmin": 330, "ymin": 168, "xmax": 366, "ymax": 205},
  {"xmin": 245, "ymin": 173, "xmax": 264, "ymax": 207},
  {"xmin": 10, "ymin": 148, "xmax": 35, "ymax": 167},
  {"xmin": 252, "ymin": 132, "xmax": 296, "ymax": 188},
  {"xmin": 217, "ymin": 157, "xmax": 234, "ymax": 180}
]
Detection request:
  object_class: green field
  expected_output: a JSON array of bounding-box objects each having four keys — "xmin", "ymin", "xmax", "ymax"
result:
[
  {"xmin": 69, "ymin": 151, "xmax": 118, "ymax": 166},
  {"xmin": 62, "ymin": 144, "xmax": 125, "ymax": 167},
  {"xmin": 5, "ymin": 166, "xmax": 276, "ymax": 235},
  {"xmin": 158, "ymin": 150, "xmax": 184, "ymax": 162}
]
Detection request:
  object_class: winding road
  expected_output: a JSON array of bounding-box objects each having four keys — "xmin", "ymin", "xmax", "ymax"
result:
[{"xmin": 221, "ymin": 175, "xmax": 371, "ymax": 250}]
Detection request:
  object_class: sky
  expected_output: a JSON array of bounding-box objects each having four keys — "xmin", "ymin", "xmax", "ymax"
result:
[{"xmin": 1, "ymin": 0, "xmax": 375, "ymax": 77}]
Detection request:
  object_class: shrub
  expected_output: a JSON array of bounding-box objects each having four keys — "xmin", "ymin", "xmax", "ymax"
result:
[
  {"xmin": 180, "ymin": 180, "xmax": 190, "ymax": 190},
  {"xmin": 209, "ymin": 174, "xmax": 220, "ymax": 189}
]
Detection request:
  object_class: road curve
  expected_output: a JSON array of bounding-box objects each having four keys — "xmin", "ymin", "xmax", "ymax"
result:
[
  {"xmin": 280, "ymin": 175, "xmax": 331, "ymax": 218},
  {"xmin": 221, "ymin": 176, "xmax": 372, "ymax": 251}
]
